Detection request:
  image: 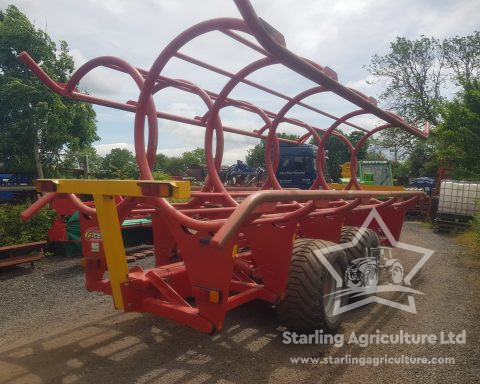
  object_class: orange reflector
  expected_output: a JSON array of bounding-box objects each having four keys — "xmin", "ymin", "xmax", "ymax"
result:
[
  {"xmin": 232, "ymin": 244, "xmax": 238, "ymax": 259},
  {"xmin": 209, "ymin": 290, "xmax": 220, "ymax": 304},
  {"xmin": 192, "ymin": 285, "xmax": 222, "ymax": 304}
]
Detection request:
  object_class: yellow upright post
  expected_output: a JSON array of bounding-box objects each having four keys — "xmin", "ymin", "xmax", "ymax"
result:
[
  {"xmin": 93, "ymin": 194, "xmax": 129, "ymax": 309},
  {"xmin": 33, "ymin": 179, "xmax": 192, "ymax": 310}
]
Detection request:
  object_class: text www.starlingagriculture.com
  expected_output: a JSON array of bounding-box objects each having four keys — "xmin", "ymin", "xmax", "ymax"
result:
[{"xmin": 290, "ymin": 355, "xmax": 456, "ymax": 366}]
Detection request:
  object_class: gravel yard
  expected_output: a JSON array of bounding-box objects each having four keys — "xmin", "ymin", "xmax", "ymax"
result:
[{"xmin": 0, "ymin": 221, "xmax": 479, "ymax": 384}]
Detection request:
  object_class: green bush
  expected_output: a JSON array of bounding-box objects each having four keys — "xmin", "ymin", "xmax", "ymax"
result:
[
  {"xmin": 0, "ymin": 203, "xmax": 56, "ymax": 247},
  {"xmin": 474, "ymin": 201, "xmax": 480, "ymax": 249},
  {"xmin": 152, "ymin": 171, "xmax": 171, "ymax": 181}
]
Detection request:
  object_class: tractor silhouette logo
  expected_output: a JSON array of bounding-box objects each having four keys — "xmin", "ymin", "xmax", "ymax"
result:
[
  {"xmin": 344, "ymin": 246, "xmax": 404, "ymax": 288},
  {"xmin": 314, "ymin": 208, "xmax": 434, "ymax": 315}
]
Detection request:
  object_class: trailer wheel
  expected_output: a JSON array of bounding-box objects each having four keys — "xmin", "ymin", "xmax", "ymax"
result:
[
  {"xmin": 340, "ymin": 226, "xmax": 379, "ymax": 263},
  {"xmin": 276, "ymin": 238, "xmax": 349, "ymax": 333}
]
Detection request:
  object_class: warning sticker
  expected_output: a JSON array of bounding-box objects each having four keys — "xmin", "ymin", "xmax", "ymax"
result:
[{"xmin": 91, "ymin": 242, "xmax": 100, "ymax": 253}]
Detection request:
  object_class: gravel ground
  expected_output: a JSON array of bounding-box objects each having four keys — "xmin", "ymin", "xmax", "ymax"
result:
[{"xmin": 0, "ymin": 221, "xmax": 479, "ymax": 384}]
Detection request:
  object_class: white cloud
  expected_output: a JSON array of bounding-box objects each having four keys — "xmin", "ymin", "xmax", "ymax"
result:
[
  {"xmin": 222, "ymin": 144, "xmax": 255, "ymax": 164},
  {"xmin": 157, "ymin": 147, "xmax": 191, "ymax": 158},
  {"xmin": 85, "ymin": 0, "xmax": 128, "ymax": 15},
  {"xmin": 94, "ymin": 142, "xmax": 135, "ymax": 156}
]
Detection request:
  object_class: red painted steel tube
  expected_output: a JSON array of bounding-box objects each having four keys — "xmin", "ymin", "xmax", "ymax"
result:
[
  {"xmin": 233, "ymin": 0, "xmax": 430, "ymax": 139},
  {"xmin": 151, "ymin": 78, "xmax": 237, "ymax": 207},
  {"xmin": 266, "ymin": 85, "xmax": 355, "ymax": 190},
  {"xmin": 211, "ymin": 189, "xmax": 425, "ymax": 248},
  {"xmin": 346, "ymin": 123, "xmax": 395, "ymax": 191},
  {"xmin": 18, "ymin": 53, "xmax": 158, "ymax": 217},
  {"xmin": 21, "ymin": 9, "xmax": 430, "ymax": 237},
  {"xmin": 20, "ymin": 192, "xmax": 56, "ymax": 221},
  {"xmin": 315, "ymin": 109, "xmax": 371, "ymax": 188},
  {"xmin": 226, "ymin": 287, "xmax": 264, "ymax": 310},
  {"xmin": 174, "ymin": 50, "xmax": 370, "ymax": 132},
  {"xmin": 256, "ymin": 198, "xmax": 363, "ymax": 223},
  {"xmin": 206, "ymin": 56, "xmax": 282, "ymax": 189},
  {"xmin": 20, "ymin": 49, "xmax": 356, "ymax": 199},
  {"xmin": 141, "ymin": 298, "xmax": 213, "ymax": 334},
  {"xmin": 64, "ymin": 56, "xmax": 158, "ymax": 171}
]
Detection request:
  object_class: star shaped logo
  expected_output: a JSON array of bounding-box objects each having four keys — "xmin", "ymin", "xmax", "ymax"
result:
[{"xmin": 314, "ymin": 208, "xmax": 434, "ymax": 315}]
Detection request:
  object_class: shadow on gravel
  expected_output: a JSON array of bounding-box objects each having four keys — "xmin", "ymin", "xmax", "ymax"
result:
[
  {"xmin": 43, "ymin": 264, "xmax": 84, "ymax": 281},
  {"xmin": 306, "ymin": 290, "xmax": 415, "ymax": 384},
  {"xmin": 0, "ymin": 265, "xmax": 35, "ymax": 281},
  {"xmin": 0, "ymin": 295, "xmax": 393, "ymax": 384},
  {"xmin": 0, "ymin": 301, "xmax": 286, "ymax": 384},
  {"xmin": 0, "ymin": 242, "xmax": 434, "ymax": 383}
]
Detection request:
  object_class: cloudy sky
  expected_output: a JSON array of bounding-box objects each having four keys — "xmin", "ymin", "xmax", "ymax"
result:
[{"xmin": 2, "ymin": 0, "xmax": 479, "ymax": 163}]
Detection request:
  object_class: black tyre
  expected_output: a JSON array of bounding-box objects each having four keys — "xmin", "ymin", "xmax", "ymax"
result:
[
  {"xmin": 340, "ymin": 226, "xmax": 380, "ymax": 263},
  {"xmin": 276, "ymin": 238, "xmax": 349, "ymax": 333}
]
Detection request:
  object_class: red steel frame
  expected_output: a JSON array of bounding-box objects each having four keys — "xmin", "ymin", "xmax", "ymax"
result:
[{"xmin": 21, "ymin": 0, "xmax": 429, "ymax": 334}]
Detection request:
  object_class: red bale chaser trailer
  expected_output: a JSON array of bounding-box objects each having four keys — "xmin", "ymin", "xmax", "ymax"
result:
[{"xmin": 20, "ymin": 0, "xmax": 428, "ymax": 334}]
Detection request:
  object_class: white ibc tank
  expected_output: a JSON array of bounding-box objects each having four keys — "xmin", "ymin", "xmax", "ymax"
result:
[{"xmin": 438, "ymin": 180, "xmax": 480, "ymax": 216}]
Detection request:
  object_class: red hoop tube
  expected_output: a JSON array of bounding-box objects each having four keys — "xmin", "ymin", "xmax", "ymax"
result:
[
  {"xmin": 206, "ymin": 57, "xmax": 282, "ymax": 191},
  {"xmin": 345, "ymin": 123, "xmax": 394, "ymax": 191},
  {"xmin": 20, "ymin": 192, "xmax": 56, "ymax": 221}
]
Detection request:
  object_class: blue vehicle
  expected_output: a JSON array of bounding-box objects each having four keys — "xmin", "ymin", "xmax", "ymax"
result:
[
  {"xmin": 409, "ymin": 177, "xmax": 435, "ymax": 195},
  {"xmin": 276, "ymin": 143, "xmax": 317, "ymax": 189},
  {"xmin": 222, "ymin": 160, "xmax": 264, "ymax": 186},
  {"xmin": 0, "ymin": 173, "xmax": 36, "ymax": 201}
]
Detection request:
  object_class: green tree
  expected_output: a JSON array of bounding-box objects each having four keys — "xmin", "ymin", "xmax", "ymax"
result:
[
  {"xmin": 364, "ymin": 137, "xmax": 384, "ymax": 161},
  {"xmin": 0, "ymin": 5, "xmax": 98, "ymax": 177},
  {"xmin": 163, "ymin": 157, "xmax": 186, "ymax": 175},
  {"xmin": 434, "ymin": 80, "xmax": 480, "ymax": 178},
  {"xmin": 401, "ymin": 141, "xmax": 437, "ymax": 178},
  {"xmin": 317, "ymin": 130, "xmax": 370, "ymax": 182},
  {"xmin": 245, "ymin": 141, "xmax": 265, "ymax": 169},
  {"xmin": 181, "ymin": 148, "xmax": 205, "ymax": 167},
  {"xmin": 100, "ymin": 148, "xmax": 137, "ymax": 179},
  {"xmin": 154, "ymin": 148, "xmax": 205, "ymax": 175},
  {"xmin": 443, "ymin": 32, "xmax": 480, "ymax": 83},
  {"xmin": 321, "ymin": 133, "xmax": 347, "ymax": 182},
  {"xmin": 154, "ymin": 153, "xmax": 168, "ymax": 172},
  {"xmin": 375, "ymin": 128, "xmax": 416, "ymax": 162},
  {"xmin": 348, "ymin": 131, "xmax": 370, "ymax": 160},
  {"xmin": 367, "ymin": 31, "xmax": 480, "ymax": 177},
  {"xmin": 60, "ymin": 147, "xmax": 103, "ymax": 178},
  {"xmin": 367, "ymin": 36, "xmax": 445, "ymax": 126}
]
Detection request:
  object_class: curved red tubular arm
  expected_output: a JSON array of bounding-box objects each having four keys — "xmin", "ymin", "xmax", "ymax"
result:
[{"xmin": 233, "ymin": 0, "xmax": 430, "ymax": 139}]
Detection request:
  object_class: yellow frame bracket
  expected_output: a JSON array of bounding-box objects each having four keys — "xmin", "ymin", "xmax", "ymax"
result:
[
  {"xmin": 35, "ymin": 179, "xmax": 191, "ymax": 309},
  {"xmin": 36, "ymin": 179, "xmax": 190, "ymax": 199},
  {"xmin": 93, "ymin": 194, "xmax": 129, "ymax": 309}
]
